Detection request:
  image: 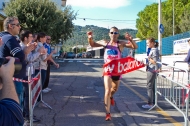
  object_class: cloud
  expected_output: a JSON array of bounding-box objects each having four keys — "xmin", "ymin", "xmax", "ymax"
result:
[{"xmin": 66, "ymin": 0, "xmax": 132, "ymax": 9}]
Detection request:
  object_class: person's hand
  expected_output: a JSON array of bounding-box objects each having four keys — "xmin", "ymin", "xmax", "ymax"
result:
[
  {"xmin": 31, "ymin": 42, "xmax": 37, "ymax": 50},
  {"xmin": 55, "ymin": 63, "xmax": 59, "ymax": 68},
  {"xmin": 0, "ymin": 37, "xmax": 3, "ymax": 47},
  {"xmin": 52, "ymin": 50, "xmax": 56, "ymax": 54},
  {"xmin": 45, "ymin": 48, "xmax": 48, "ymax": 54},
  {"xmin": 0, "ymin": 57, "xmax": 15, "ymax": 88},
  {"xmin": 38, "ymin": 47, "xmax": 46, "ymax": 54},
  {"xmin": 33, "ymin": 42, "xmax": 38, "ymax": 47},
  {"xmin": 125, "ymin": 32, "xmax": 133, "ymax": 41},
  {"xmin": 87, "ymin": 31, "xmax": 93, "ymax": 39},
  {"xmin": 39, "ymin": 47, "xmax": 47, "ymax": 55},
  {"xmin": 157, "ymin": 68, "xmax": 161, "ymax": 72},
  {"xmin": 24, "ymin": 44, "xmax": 34, "ymax": 55}
]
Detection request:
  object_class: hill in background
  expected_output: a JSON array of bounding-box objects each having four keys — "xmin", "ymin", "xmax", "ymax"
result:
[{"xmin": 64, "ymin": 25, "xmax": 137, "ymax": 49}]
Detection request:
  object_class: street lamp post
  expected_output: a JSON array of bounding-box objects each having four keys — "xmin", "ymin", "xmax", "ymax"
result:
[{"xmin": 158, "ymin": 0, "xmax": 162, "ymax": 61}]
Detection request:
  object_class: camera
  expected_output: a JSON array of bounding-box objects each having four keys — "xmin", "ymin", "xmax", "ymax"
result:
[{"xmin": 0, "ymin": 57, "xmax": 22, "ymax": 75}]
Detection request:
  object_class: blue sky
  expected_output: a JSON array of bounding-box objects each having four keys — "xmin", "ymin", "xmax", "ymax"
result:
[{"xmin": 66, "ymin": 0, "xmax": 158, "ymax": 29}]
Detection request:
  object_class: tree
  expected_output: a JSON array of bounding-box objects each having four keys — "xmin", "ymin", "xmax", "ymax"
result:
[
  {"xmin": 73, "ymin": 47, "xmax": 80, "ymax": 54},
  {"xmin": 4, "ymin": 0, "xmax": 77, "ymax": 43},
  {"xmin": 179, "ymin": 3, "xmax": 190, "ymax": 32},
  {"xmin": 80, "ymin": 47, "xmax": 86, "ymax": 52},
  {"xmin": 136, "ymin": 0, "xmax": 190, "ymax": 39},
  {"xmin": 162, "ymin": 0, "xmax": 185, "ymax": 37},
  {"xmin": 136, "ymin": 3, "xmax": 158, "ymax": 39}
]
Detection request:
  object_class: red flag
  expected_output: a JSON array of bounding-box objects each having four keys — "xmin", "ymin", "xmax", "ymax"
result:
[{"xmin": 103, "ymin": 56, "xmax": 145, "ymax": 76}]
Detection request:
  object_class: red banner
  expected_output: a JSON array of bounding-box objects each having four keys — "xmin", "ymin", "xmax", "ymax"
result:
[{"xmin": 103, "ymin": 56, "xmax": 145, "ymax": 76}]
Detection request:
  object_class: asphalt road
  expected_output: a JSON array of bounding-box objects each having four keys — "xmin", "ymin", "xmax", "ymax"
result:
[{"xmin": 25, "ymin": 59, "xmax": 189, "ymax": 126}]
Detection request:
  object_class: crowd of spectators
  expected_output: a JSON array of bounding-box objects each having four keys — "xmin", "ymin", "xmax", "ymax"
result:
[{"xmin": 0, "ymin": 16, "xmax": 59, "ymax": 125}]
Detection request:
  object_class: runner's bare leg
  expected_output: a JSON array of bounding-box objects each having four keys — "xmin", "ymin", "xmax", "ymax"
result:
[
  {"xmin": 104, "ymin": 76, "xmax": 112, "ymax": 113},
  {"xmin": 111, "ymin": 80, "xmax": 120, "ymax": 97}
]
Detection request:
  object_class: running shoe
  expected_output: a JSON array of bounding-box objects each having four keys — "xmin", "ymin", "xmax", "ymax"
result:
[
  {"xmin": 110, "ymin": 97, "xmax": 114, "ymax": 106},
  {"xmin": 105, "ymin": 113, "xmax": 111, "ymax": 121}
]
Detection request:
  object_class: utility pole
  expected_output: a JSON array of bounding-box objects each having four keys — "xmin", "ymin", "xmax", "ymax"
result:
[{"xmin": 158, "ymin": 0, "xmax": 162, "ymax": 62}]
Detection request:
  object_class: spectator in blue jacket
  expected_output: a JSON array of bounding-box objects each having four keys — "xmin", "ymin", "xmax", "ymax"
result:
[{"xmin": 43, "ymin": 36, "xmax": 59, "ymax": 93}]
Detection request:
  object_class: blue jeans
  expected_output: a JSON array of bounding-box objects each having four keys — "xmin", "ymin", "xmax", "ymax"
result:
[{"xmin": 14, "ymin": 81, "xmax": 23, "ymax": 110}]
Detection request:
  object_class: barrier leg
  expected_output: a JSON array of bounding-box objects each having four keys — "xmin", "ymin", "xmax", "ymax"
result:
[
  {"xmin": 38, "ymin": 69, "xmax": 52, "ymax": 109},
  {"xmin": 29, "ymin": 84, "xmax": 33, "ymax": 126},
  {"xmin": 28, "ymin": 68, "xmax": 33, "ymax": 126},
  {"xmin": 40, "ymin": 92, "xmax": 52, "ymax": 109},
  {"xmin": 149, "ymin": 76, "xmax": 161, "ymax": 111}
]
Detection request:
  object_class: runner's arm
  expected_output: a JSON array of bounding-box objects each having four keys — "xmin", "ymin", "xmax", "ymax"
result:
[
  {"xmin": 87, "ymin": 31, "xmax": 107, "ymax": 47},
  {"xmin": 120, "ymin": 32, "xmax": 138, "ymax": 49},
  {"xmin": 119, "ymin": 39, "xmax": 138, "ymax": 49}
]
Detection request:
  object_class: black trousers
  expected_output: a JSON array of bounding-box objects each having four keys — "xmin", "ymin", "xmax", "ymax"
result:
[{"xmin": 43, "ymin": 62, "xmax": 50, "ymax": 89}]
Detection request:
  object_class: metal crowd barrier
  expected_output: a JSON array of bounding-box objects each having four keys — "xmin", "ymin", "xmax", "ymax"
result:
[
  {"xmin": 173, "ymin": 61, "xmax": 189, "ymax": 83},
  {"xmin": 150, "ymin": 62, "xmax": 190, "ymax": 126},
  {"xmin": 28, "ymin": 65, "xmax": 52, "ymax": 126}
]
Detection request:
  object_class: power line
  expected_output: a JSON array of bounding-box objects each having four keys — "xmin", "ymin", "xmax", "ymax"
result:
[{"xmin": 77, "ymin": 17, "xmax": 136, "ymax": 22}]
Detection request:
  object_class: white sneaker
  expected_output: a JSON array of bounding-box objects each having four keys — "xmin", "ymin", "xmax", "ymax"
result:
[
  {"xmin": 42, "ymin": 89, "xmax": 49, "ymax": 93},
  {"xmin": 142, "ymin": 104, "xmax": 153, "ymax": 109},
  {"xmin": 45, "ymin": 87, "xmax": 51, "ymax": 91}
]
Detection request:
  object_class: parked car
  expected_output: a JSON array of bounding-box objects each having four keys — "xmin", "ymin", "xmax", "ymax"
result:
[
  {"xmin": 53, "ymin": 54, "xmax": 59, "ymax": 59},
  {"xmin": 84, "ymin": 52, "xmax": 92, "ymax": 58},
  {"xmin": 76, "ymin": 53, "xmax": 82, "ymax": 58},
  {"xmin": 82, "ymin": 52, "xmax": 86, "ymax": 58},
  {"xmin": 65, "ymin": 52, "xmax": 75, "ymax": 58}
]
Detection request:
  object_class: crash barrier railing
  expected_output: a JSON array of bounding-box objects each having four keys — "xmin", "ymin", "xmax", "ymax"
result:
[
  {"xmin": 150, "ymin": 62, "xmax": 189, "ymax": 126},
  {"xmin": 27, "ymin": 65, "xmax": 52, "ymax": 126}
]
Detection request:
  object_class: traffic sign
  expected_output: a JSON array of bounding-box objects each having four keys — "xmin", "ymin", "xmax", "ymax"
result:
[{"xmin": 159, "ymin": 24, "xmax": 164, "ymax": 34}]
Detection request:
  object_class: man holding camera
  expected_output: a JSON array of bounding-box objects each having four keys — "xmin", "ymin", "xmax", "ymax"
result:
[{"xmin": 0, "ymin": 37, "xmax": 24, "ymax": 125}]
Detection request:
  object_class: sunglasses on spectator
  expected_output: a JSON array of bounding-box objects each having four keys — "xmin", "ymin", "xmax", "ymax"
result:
[
  {"xmin": 110, "ymin": 32, "xmax": 119, "ymax": 35},
  {"xmin": 47, "ymin": 38, "xmax": 51, "ymax": 40},
  {"xmin": 11, "ymin": 23, "xmax": 20, "ymax": 27}
]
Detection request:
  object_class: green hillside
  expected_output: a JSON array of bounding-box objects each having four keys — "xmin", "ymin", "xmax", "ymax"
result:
[{"xmin": 64, "ymin": 25, "xmax": 137, "ymax": 50}]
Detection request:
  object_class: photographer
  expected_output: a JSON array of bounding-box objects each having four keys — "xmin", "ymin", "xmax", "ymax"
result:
[{"xmin": 0, "ymin": 38, "xmax": 24, "ymax": 126}]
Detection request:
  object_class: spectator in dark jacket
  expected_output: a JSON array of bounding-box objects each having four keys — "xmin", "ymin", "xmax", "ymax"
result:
[
  {"xmin": 0, "ymin": 17, "xmax": 32, "ymax": 109},
  {"xmin": 0, "ymin": 37, "xmax": 24, "ymax": 126}
]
